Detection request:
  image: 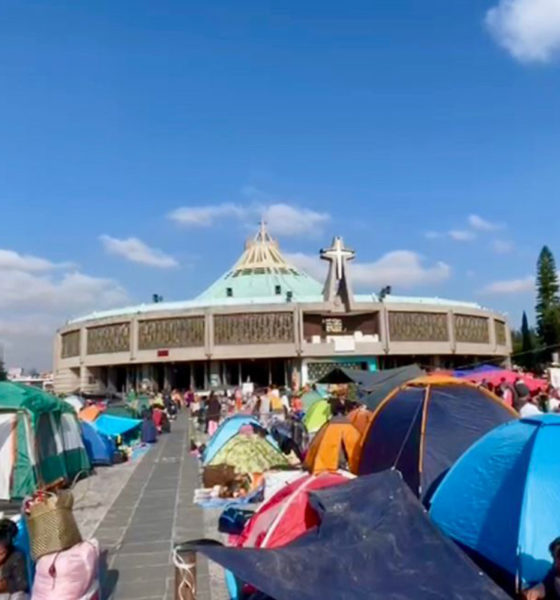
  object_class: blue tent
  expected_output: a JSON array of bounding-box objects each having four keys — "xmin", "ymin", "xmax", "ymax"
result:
[
  {"xmin": 357, "ymin": 377, "xmax": 515, "ymax": 502},
  {"xmin": 202, "ymin": 415, "xmax": 275, "ymax": 465},
  {"xmin": 81, "ymin": 422, "xmax": 115, "ymax": 465},
  {"xmin": 93, "ymin": 414, "xmax": 141, "ymax": 438},
  {"xmin": 430, "ymin": 414, "xmax": 560, "ymax": 588},
  {"xmin": 190, "ymin": 471, "xmax": 509, "ymax": 600}
]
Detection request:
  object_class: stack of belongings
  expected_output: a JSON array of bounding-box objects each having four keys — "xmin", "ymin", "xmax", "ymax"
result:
[
  {"xmin": 24, "ymin": 489, "xmax": 99, "ymax": 599},
  {"xmin": 196, "ymin": 417, "xmax": 291, "ymax": 505}
]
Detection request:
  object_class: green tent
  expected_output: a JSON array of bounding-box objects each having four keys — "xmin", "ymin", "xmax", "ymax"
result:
[
  {"xmin": 301, "ymin": 390, "xmax": 324, "ymax": 411},
  {"xmin": 208, "ymin": 434, "xmax": 289, "ymax": 474},
  {"xmin": 0, "ymin": 382, "xmax": 91, "ymax": 500},
  {"xmin": 303, "ymin": 399, "xmax": 332, "ymax": 434}
]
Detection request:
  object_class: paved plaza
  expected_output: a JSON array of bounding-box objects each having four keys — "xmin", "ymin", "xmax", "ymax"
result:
[{"xmin": 91, "ymin": 412, "xmax": 225, "ymax": 600}]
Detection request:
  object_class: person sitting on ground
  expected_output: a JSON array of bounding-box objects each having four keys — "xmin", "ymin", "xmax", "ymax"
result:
[
  {"xmin": 525, "ymin": 537, "xmax": 560, "ymax": 599},
  {"xmin": 519, "ymin": 393, "xmax": 543, "ymax": 418},
  {"xmin": 0, "ymin": 518, "xmax": 29, "ymax": 600}
]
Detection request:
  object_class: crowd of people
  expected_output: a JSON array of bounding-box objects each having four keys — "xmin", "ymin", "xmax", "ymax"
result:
[{"xmin": 477, "ymin": 377, "xmax": 560, "ymax": 416}]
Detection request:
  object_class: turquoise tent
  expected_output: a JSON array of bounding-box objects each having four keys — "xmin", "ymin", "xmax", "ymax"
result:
[
  {"xmin": 430, "ymin": 415, "xmax": 560, "ymax": 588},
  {"xmin": 94, "ymin": 414, "xmax": 141, "ymax": 438},
  {"xmin": 203, "ymin": 415, "xmax": 262, "ymax": 465}
]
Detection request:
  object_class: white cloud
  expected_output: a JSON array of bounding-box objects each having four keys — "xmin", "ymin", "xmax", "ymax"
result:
[
  {"xmin": 481, "ymin": 275, "xmax": 535, "ymax": 294},
  {"xmin": 492, "ymin": 240, "xmax": 515, "ymax": 254},
  {"xmin": 287, "ymin": 250, "xmax": 450, "ymax": 289},
  {"xmin": 468, "ymin": 214, "xmax": 503, "ymax": 231},
  {"xmin": 449, "ymin": 230, "xmax": 477, "ymax": 242},
  {"xmin": 262, "ymin": 204, "xmax": 330, "ymax": 237},
  {"xmin": 100, "ymin": 235, "xmax": 178, "ymax": 268},
  {"xmin": 486, "ymin": 0, "xmax": 560, "ymax": 63},
  {"xmin": 169, "ymin": 194, "xmax": 330, "ymax": 237},
  {"xmin": 0, "ymin": 249, "xmax": 68, "ymax": 272},
  {"xmin": 351, "ymin": 251, "xmax": 451, "ymax": 288},
  {"xmin": 168, "ymin": 203, "xmax": 245, "ymax": 227},
  {"xmin": 0, "ymin": 247, "xmax": 129, "ymax": 369},
  {"xmin": 284, "ymin": 252, "xmax": 328, "ymax": 282}
]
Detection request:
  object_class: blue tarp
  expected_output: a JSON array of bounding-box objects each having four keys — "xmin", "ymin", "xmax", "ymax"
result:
[
  {"xmin": 357, "ymin": 383, "xmax": 515, "ymax": 502},
  {"xmin": 453, "ymin": 364, "xmax": 503, "ymax": 377},
  {"xmin": 93, "ymin": 414, "xmax": 141, "ymax": 438},
  {"xmin": 81, "ymin": 421, "xmax": 115, "ymax": 465},
  {"xmin": 430, "ymin": 414, "xmax": 560, "ymax": 587},
  {"xmin": 202, "ymin": 415, "xmax": 277, "ymax": 465},
  {"xmin": 194, "ymin": 471, "xmax": 509, "ymax": 600}
]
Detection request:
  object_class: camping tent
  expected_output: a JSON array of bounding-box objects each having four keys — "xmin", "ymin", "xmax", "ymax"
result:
[
  {"xmin": 356, "ymin": 376, "xmax": 516, "ymax": 502},
  {"xmin": 430, "ymin": 415, "xmax": 560, "ymax": 588},
  {"xmin": 79, "ymin": 405, "xmax": 102, "ymax": 422},
  {"xmin": 0, "ymin": 382, "xmax": 91, "ymax": 500},
  {"xmin": 207, "ymin": 434, "xmax": 289, "ymax": 474},
  {"xmin": 304, "ymin": 416, "xmax": 360, "ymax": 474},
  {"xmin": 317, "ymin": 365, "xmax": 425, "ymax": 409},
  {"xmin": 81, "ymin": 422, "xmax": 115, "ymax": 466},
  {"xmin": 104, "ymin": 402, "xmax": 138, "ymax": 419},
  {"xmin": 63, "ymin": 395, "xmax": 84, "ymax": 413},
  {"xmin": 238, "ymin": 472, "xmax": 350, "ymax": 549},
  {"xmin": 93, "ymin": 414, "xmax": 141, "ymax": 439},
  {"xmin": 347, "ymin": 407, "xmax": 372, "ymax": 435},
  {"xmin": 203, "ymin": 414, "xmax": 266, "ymax": 465},
  {"xmin": 194, "ymin": 471, "xmax": 510, "ymax": 600},
  {"xmin": 303, "ymin": 399, "xmax": 331, "ymax": 433},
  {"xmin": 300, "ymin": 390, "xmax": 323, "ymax": 411}
]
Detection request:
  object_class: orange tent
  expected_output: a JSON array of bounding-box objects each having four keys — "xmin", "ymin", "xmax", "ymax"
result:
[
  {"xmin": 348, "ymin": 407, "xmax": 373, "ymax": 435},
  {"xmin": 304, "ymin": 416, "xmax": 361, "ymax": 475},
  {"xmin": 79, "ymin": 405, "xmax": 101, "ymax": 422}
]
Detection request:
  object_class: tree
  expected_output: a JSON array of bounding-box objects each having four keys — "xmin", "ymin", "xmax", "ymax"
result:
[
  {"xmin": 517, "ymin": 311, "xmax": 536, "ymax": 370},
  {"xmin": 0, "ymin": 360, "xmax": 6, "ymax": 382},
  {"xmin": 536, "ymin": 246, "xmax": 560, "ymax": 360}
]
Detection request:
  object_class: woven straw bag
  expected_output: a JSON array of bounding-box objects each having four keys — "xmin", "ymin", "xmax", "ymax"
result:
[{"xmin": 26, "ymin": 490, "xmax": 82, "ymax": 560}]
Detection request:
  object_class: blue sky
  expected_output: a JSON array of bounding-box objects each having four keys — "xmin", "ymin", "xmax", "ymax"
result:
[{"xmin": 1, "ymin": 0, "xmax": 559, "ymax": 368}]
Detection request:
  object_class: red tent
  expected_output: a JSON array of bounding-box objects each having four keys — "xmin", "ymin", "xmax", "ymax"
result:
[{"xmin": 237, "ymin": 472, "xmax": 350, "ymax": 549}]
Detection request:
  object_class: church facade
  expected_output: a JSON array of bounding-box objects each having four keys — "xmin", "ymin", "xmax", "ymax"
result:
[{"xmin": 53, "ymin": 225, "xmax": 511, "ymax": 394}]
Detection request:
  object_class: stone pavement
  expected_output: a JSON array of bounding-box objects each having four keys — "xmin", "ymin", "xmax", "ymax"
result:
[{"xmin": 94, "ymin": 412, "xmax": 223, "ymax": 600}]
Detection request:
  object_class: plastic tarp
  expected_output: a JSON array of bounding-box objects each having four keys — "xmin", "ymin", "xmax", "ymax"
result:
[
  {"xmin": 359, "ymin": 365, "xmax": 425, "ymax": 409},
  {"xmin": 430, "ymin": 415, "xmax": 560, "ymax": 587},
  {"xmin": 197, "ymin": 470, "xmax": 510, "ymax": 600},
  {"xmin": 81, "ymin": 422, "xmax": 115, "ymax": 466},
  {"xmin": 93, "ymin": 414, "xmax": 141, "ymax": 438},
  {"xmin": 203, "ymin": 415, "xmax": 265, "ymax": 465},
  {"xmin": 453, "ymin": 364, "xmax": 503, "ymax": 377}
]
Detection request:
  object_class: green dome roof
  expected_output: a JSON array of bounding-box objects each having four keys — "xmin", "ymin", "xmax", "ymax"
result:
[{"xmin": 196, "ymin": 224, "xmax": 323, "ymax": 302}]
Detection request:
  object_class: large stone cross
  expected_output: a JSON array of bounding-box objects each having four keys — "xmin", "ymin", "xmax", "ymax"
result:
[
  {"xmin": 320, "ymin": 236, "xmax": 356, "ymax": 309},
  {"xmin": 321, "ymin": 236, "xmax": 355, "ymax": 280}
]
